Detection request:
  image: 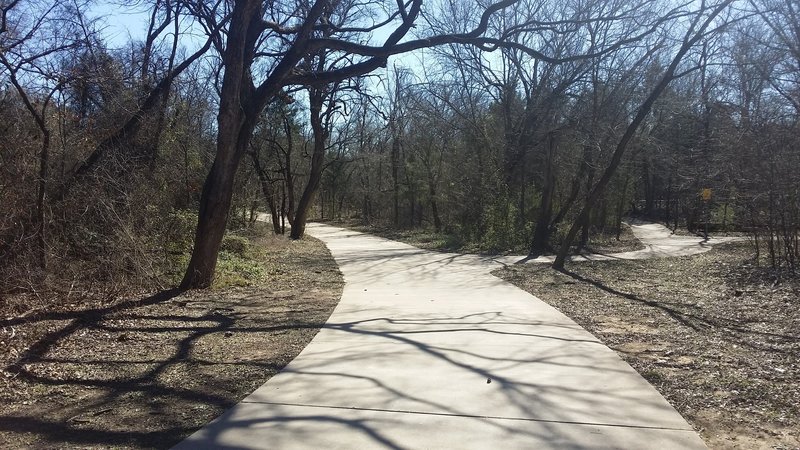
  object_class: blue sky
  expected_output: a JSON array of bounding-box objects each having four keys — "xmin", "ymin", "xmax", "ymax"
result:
[
  {"xmin": 89, "ymin": 2, "xmax": 149, "ymax": 48},
  {"xmin": 86, "ymin": 1, "xmax": 443, "ymax": 108},
  {"xmin": 89, "ymin": 2, "xmax": 426, "ymax": 67}
]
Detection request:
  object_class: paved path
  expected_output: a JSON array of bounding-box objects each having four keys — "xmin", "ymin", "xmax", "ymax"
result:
[
  {"xmin": 490, "ymin": 221, "xmax": 743, "ymax": 266},
  {"xmin": 177, "ymin": 223, "xmax": 719, "ymax": 449}
]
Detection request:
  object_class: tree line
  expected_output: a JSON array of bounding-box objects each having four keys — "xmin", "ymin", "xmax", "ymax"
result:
[{"xmin": 1, "ymin": 0, "xmax": 797, "ymax": 299}]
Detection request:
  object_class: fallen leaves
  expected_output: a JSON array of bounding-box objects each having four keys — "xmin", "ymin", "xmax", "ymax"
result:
[{"xmin": 495, "ymin": 241, "xmax": 800, "ymax": 449}]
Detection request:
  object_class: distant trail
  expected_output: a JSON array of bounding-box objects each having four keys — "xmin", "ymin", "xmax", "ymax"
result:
[{"xmin": 490, "ymin": 221, "xmax": 745, "ymax": 266}]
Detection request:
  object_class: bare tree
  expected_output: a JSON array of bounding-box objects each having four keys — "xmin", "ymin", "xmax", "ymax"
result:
[
  {"xmin": 65, "ymin": 0, "xmax": 218, "ymax": 188},
  {"xmin": 750, "ymin": 0, "xmax": 800, "ymax": 113},
  {"xmin": 248, "ymin": 103, "xmax": 298, "ymax": 234},
  {"xmin": 181, "ymin": 0, "xmax": 614, "ymax": 288},
  {"xmin": 553, "ymin": 0, "xmax": 737, "ymax": 269},
  {"xmin": 0, "ymin": 0, "xmax": 86, "ymax": 269}
]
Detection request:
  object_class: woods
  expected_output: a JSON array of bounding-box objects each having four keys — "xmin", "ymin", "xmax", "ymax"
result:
[
  {"xmin": 3, "ymin": 1, "xmax": 800, "ymax": 448},
  {"xmin": 2, "ymin": 0, "xmax": 799, "ymax": 297}
]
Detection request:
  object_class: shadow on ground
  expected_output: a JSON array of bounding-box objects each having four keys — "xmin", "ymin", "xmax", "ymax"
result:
[{"xmin": 0, "ymin": 284, "xmax": 341, "ymax": 449}]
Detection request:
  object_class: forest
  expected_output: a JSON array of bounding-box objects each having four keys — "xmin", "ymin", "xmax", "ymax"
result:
[
  {"xmin": 1, "ymin": 0, "xmax": 798, "ymax": 297},
  {"xmin": 2, "ymin": 0, "xmax": 800, "ymax": 448}
]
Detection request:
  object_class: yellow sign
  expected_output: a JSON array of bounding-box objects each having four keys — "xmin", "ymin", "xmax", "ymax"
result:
[{"xmin": 702, "ymin": 188, "xmax": 712, "ymax": 201}]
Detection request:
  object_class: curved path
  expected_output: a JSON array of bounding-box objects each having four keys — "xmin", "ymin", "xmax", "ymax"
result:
[
  {"xmin": 491, "ymin": 221, "xmax": 742, "ymax": 266},
  {"xmin": 177, "ymin": 223, "xmax": 721, "ymax": 449}
]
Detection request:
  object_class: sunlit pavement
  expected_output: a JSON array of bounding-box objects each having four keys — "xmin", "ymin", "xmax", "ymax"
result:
[
  {"xmin": 489, "ymin": 221, "xmax": 744, "ymax": 266},
  {"xmin": 175, "ymin": 222, "xmax": 715, "ymax": 449}
]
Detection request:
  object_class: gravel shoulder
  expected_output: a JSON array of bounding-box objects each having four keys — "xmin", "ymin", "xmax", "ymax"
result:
[
  {"xmin": 0, "ymin": 234, "xmax": 344, "ymax": 449},
  {"xmin": 494, "ymin": 241, "xmax": 800, "ymax": 449}
]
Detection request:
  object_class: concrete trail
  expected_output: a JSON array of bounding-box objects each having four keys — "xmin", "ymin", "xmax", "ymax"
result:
[
  {"xmin": 490, "ymin": 221, "xmax": 744, "ymax": 266},
  {"xmin": 176, "ymin": 222, "xmax": 720, "ymax": 449}
]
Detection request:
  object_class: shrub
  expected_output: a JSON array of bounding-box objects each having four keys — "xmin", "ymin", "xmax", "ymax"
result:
[{"xmin": 220, "ymin": 235, "xmax": 249, "ymax": 257}]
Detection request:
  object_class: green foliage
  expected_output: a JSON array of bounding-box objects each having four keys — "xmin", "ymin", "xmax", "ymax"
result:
[
  {"xmin": 441, "ymin": 233, "xmax": 466, "ymax": 250},
  {"xmin": 220, "ymin": 235, "xmax": 249, "ymax": 257},
  {"xmin": 479, "ymin": 199, "xmax": 532, "ymax": 253},
  {"xmin": 162, "ymin": 210, "xmax": 198, "ymax": 255},
  {"xmin": 406, "ymin": 230, "xmax": 467, "ymax": 252},
  {"xmin": 213, "ymin": 249, "xmax": 266, "ymax": 289},
  {"xmin": 713, "ymin": 204, "xmax": 735, "ymax": 229},
  {"xmin": 142, "ymin": 209, "xmax": 270, "ymax": 289},
  {"xmin": 161, "ymin": 228, "xmax": 268, "ymax": 288}
]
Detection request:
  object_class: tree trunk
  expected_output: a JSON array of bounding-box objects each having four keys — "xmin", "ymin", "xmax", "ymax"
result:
[
  {"xmin": 282, "ymin": 116, "xmax": 296, "ymax": 224},
  {"xmin": 181, "ymin": 0, "xmax": 261, "ymax": 289},
  {"xmin": 578, "ymin": 210, "xmax": 591, "ymax": 252},
  {"xmin": 179, "ymin": 0, "xmax": 326, "ymax": 286},
  {"xmin": 181, "ymin": 128, "xmax": 248, "ymax": 288},
  {"xmin": 576, "ymin": 147, "xmax": 597, "ymax": 253},
  {"xmin": 281, "ymin": 188, "xmax": 287, "ymax": 234},
  {"xmin": 530, "ymin": 134, "xmax": 556, "ymax": 257},
  {"xmin": 36, "ymin": 128, "xmax": 50, "ymax": 270},
  {"xmin": 290, "ymin": 88, "xmax": 327, "ymax": 240},
  {"xmin": 529, "ymin": 178, "xmax": 554, "ymax": 256},
  {"xmin": 4, "ymin": 67, "xmax": 53, "ymax": 269},
  {"xmin": 643, "ymin": 159, "xmax": 655, "ymax": 217},
  {"xmin": 249, "ymin": 151, "xmax": 281, "ymax": 234},
  {"xmin": 616, "ymin": 175, "xmax": 630, "ymax": 239},
  {"xmin": 665, "ymin": 174, "xmax": 673, "ymax": 223},
  {"xmin": 428, "ymin": 179, "xmax": 442, "ymax": 233},
  {"xmin": 551, "ymin": 144, "xmax": 591, "ymax": 228},
  {"xmin": 391, "ymin": 135, "xmax": 401, "ymax": 227},
  {"xmin": 406, "ymin": 170, "xmax": 416, "ymax": 228}
]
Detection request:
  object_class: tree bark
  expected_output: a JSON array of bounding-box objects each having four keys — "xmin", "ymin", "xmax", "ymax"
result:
[
  {"xmin": 391, "ymin": 134, "xmax": 401, "ymax": 227},
  {"xmin": 282, "ymin": 116, "xmax": 296, "ymax": 224},
  {"xmin": 427, "ymin": 176, "xmax": 442, "ymax": 233},
  {"xmin": 643, "ymin": 159, "xmax": 655, "ymax": 216},
  {"xmin": 249, "ymin": 151, "xmax": 281, "ymax": 234},
  {"xmin": 529, "ymin": 134, "xmax": 556, "ymax": 257},
  {"xmin": 180, "ymin": 0, "xmax": 262, "ymax": 289},
  {"xmin": 36, "ymin": 127, "xmax": 50, "ymax": 270},
  {"xmin": 290, "ymin": 88, "xmax": 327, "ymax": 239},
  {"xmin": 551, "ymin": 144, "xmax": 591, "ymax": 228},
  {"xmin": 181, "ymin": 122, "xmax": 253, "ymax": 288},
  {"xmin": 181, "ymin": 0, "xmax": 330, "ymax": 287}
]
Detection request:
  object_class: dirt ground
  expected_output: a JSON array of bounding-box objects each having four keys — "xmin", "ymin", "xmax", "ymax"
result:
[
  {"xmin": 0, "ymin": 235, "xmax": 343, "ymax": 449},
  {"xmin": 495, "ymin": 241, "xmax": 800, "ymax": 450}
]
